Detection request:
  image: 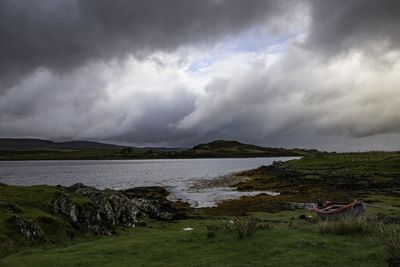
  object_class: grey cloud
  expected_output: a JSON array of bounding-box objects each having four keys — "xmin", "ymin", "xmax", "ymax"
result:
[
  {"xmin": 5, "ymin": 44, "xmax": 400, "ymax": 150},
  {"xmin": 0, "ymin": 59, "xmax": 198, "ymax": 146},
  {"xmin": 175, "ymin": 46, "xmax": 400, "ymax": 150},
  {"xmin": 107, "ymin": 87, "xmax": 196, "ymax": 146},
  {"xmin": 307, "ymin": 0, "xmax": 400, "ymax": 57},
  {"xmin": 0, "ymin": 0, "xmax": 293, "ymax": 88},
  {"xmin": 2, "ymin": 0, "xmax": 400, "ymax": 151},
  {"xmin": 3, "ymin": 44, "xmax": 400, "ymax": 150}
]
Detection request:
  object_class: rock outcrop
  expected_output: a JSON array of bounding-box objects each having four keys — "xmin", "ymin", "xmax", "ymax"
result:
[
  {"xmin": 0, "ymin": 183, "xmax": 189, "ymax": 258},
  {"xmin": 50, "ymin": 184, "xmax": 185, "ymax": 235},
  {"xmin": 73, "ymin": 186, "xmax": 140, "ymax": 227},
  {"xmin": 124, "ymin": 186, "xmax": 187, "ymax": 220}
]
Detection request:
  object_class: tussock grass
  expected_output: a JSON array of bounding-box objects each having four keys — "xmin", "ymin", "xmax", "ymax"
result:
[
  {"xmin": 317, "ymin": 216, "xmax": 373, "ymax": 236},
  {"xmin": 376, "ymin": 223, "xmax": 400, "ymax": 267}
]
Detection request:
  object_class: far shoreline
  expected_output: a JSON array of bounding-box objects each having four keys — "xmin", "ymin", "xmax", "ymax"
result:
[{"xmin": 0, "ymin": 155, "xmax": 301, "ymax": 161}]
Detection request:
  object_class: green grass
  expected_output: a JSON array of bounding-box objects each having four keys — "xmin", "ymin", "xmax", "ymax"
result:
[
  {"xmin": 0, "ymin": 215, "xmax": 386, "ymax": 267},
  {"xmin": 288, "ymin": 153, "xmax": 400, "ymax": 187}
]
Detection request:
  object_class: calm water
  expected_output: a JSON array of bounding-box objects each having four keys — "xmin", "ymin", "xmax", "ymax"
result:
[{"xmin": 0, "ymin": 157, "xmax": 298, "ymax": 207}]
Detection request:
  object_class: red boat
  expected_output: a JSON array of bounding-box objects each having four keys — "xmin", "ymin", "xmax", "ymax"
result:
[{"xmin": 313, "ymin": 201, "xmax": 364, "ymax": 220}]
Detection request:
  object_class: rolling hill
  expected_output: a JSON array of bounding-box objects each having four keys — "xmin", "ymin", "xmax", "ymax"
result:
[
  {"xmin": 0, "ymin": 138, "xmax": 315, "ymax": 160},
  {"xmin": 0, "ymin": 138, "xmax": 128, "ymax": 150}
]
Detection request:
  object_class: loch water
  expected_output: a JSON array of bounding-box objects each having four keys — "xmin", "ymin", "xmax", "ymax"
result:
[{"xmin": 0, "ymin": 157, "xmax": 298, "ymax": 207}]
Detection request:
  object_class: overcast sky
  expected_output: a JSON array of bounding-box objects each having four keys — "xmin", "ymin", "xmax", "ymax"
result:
[{"xmin": 1, "ymin": 0, "xmax": 400, "ymax": 151}]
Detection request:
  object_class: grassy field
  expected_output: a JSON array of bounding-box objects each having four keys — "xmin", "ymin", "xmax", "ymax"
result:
[
  {"xmin": 0, "ymin": 211, "xmax": 387, "ymax": 267},
  {"xmin": 288, "ymin": 152, "xmax": 400, "ymax": 187}
]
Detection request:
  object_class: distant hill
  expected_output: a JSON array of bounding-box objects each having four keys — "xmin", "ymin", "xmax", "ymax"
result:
[
  {"xmin": 188, "ymin": 140, "xmax": 310, "ymax": 157},
  {"xmin": 193, "ymin": 140, "xmax": 273, "ymax": 151},
  {"xmin": 0, "ymin": 138, "xmax": 317, "ymax": 160},
  {"xmin": 0, "ymin": 138, "xmax": 128, "ymax": 150},
  {"xmin": 140, "ymin": 147, "xmax": 186, "ymax": 152}
]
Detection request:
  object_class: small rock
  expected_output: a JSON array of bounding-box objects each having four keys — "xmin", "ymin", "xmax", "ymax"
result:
[
  {"xmin": 288, "ymin": 202, "xmax": 317, "ymax": 211},
  {"xmin": 51, "ymin": 193, "xmax": 79, "ymax": 224},
  {"xmin": 298, "ymin": 214, "xmax": 313, "ymax": 223},
  {"xmin": 11, "ymin": 215, "xmax": 43, "ymax": 241},
  {"xmin": 5, "ymin": 202, "xmax": 21, "ymax": 213}
]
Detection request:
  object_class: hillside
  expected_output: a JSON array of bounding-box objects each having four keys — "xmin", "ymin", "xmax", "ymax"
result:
[
  {"xmin": 0, "ymin": 138, "xmax": 128, "ymax": 150},
  {"xmin": 187, "ymin": 140, "xmax": 311, "ymax": 157}
]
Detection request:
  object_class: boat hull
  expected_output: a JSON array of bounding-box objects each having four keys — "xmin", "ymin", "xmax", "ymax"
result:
[{"xmin": 314, "ymin": 202, "xmax": 364, "ymax": 220}]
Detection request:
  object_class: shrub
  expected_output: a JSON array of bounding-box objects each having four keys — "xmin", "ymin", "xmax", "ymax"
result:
[
  {"xmin": 317, "ymin": 216, "xmax": 372, "ymax": 236},
  {"xmin": 206, "ymin": 225, "xmax": 218, "ymax": 239},
  {"xmin": 226, "ymin": 216, "xmax": 260, "ymax": 239},
  {"xmin": 206, "ymin": 216, "xmax": 270, "ymax": 240},
  {"xmin": 376, "ymin": 223, "xmax": 400, "ymax": 267}
]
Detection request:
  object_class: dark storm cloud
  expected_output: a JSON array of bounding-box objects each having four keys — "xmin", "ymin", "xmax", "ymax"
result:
[
  {"xmin": 307, "ymin": 0, "xmax": 400, "ymax": 56},
  {"xmin": 0, "ymin": 0, "xmax": 291, "ymax": 88}
]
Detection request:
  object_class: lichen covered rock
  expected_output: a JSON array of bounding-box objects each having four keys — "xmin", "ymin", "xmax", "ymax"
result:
[
  {"xmin": 51, "ymin": 185, "xmax": 140, "ymax": 235},
  {"xmin": 51, "ymin": 193, "xmax": 79, "ymax": 225},
  {"xmin": 50, "ymin": 183, "xmax": 187, "ymax": 236}
]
